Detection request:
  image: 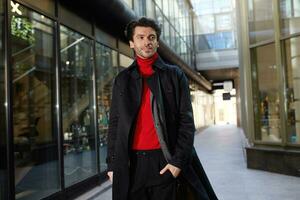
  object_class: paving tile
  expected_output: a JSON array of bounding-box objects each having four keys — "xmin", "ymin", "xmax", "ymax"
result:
[{"xmin": 77, "ymin": 125, "xmax": 300, "ymax": 200}]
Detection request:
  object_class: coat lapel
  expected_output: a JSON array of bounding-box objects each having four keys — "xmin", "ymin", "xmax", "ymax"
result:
[
  {"xmin": 146, "ymin": 72, "xmax": 169, "ymax": 145},
  {"xmin": 124, "ymin": 66, "xmax": 143, "ymax": 143}
]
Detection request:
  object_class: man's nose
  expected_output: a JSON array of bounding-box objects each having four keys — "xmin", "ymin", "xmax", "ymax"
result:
[{"xmin": 144, "ymin": 38, "xmax": 152, "ymax": 46}]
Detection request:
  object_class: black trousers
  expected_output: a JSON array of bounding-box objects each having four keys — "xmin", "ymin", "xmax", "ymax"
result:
[{"xmin": 128, "ymin": 149, "xmax": 177, "ymax": 200}]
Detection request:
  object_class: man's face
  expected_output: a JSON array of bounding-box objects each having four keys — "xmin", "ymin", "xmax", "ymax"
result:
[{"xmin": 129, "ymin": 26, "xmax": 159, "ymax": 59}]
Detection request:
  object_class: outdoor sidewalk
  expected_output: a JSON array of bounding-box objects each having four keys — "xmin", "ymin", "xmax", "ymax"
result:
[{"xmin": 75, "ymin": 125, "xmax": 300, "ymax": 200}]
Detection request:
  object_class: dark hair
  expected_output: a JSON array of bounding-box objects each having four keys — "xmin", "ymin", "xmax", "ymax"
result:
[{"xmin": 125, "ymin": 17, "xmax": 161, "ymax": 41}]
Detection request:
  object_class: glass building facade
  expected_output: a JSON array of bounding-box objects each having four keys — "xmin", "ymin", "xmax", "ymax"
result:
[
  {"xmin": 1, "ymin": 0, "xmax": 131, "ymax": 199},
  {"xmin": 0, "ymin": 0, "xmax": 8, "ymax": 199},
  {"xmin": 12, "ymin": 4, "xmax": 60, "ymax": 199},
  {"xmin": 238, "ymin": 0, "xmax": 300, "ymax": 176},
  {"xmin": 191, "ymin": 0, "xmax": 239, "ymax": 72},
  {"xmin": 192, "ymin": 0, "xmax": 237, "ymax": 51},
  {"xmin": 1, "ymin": 0, "xmax": 205, "ymax": 199},
  {"xmin": 247, "ymin": 0, "xmax": 300, "ymax": 144}
]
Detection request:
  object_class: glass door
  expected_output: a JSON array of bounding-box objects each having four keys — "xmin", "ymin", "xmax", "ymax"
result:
[
  {"xmin": 11, "ymin": 2, "xmax": 60, "ymax": 199},
  {"xmin": 60, "ymin": 25, "xmax": 97, "ymax": 187}
]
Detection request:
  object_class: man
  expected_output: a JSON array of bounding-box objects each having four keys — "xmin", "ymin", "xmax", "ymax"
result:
[{"xmin": 107, "ymin": 17, "xmax": 217, "ymax": 200}]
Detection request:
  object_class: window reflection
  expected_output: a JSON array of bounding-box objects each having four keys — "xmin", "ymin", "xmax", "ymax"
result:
[
  {"xmin": 283, "ymin": 37, "xmax": 300, "ymax": 144},
  {"xmin": 195, "ymin": 32, "xmax": 235, "ymax": 51},
  {"xmin": 95, "ymin": 44, "xmax": 118, "ymax": 172},
  {"xmin": 216, "ymin": 14, "xmax": 232, "ymax": 31},
  {"xmin": 155, "ymin": 6, "xmax": 164, "ymax": 31},
  {"xmin": 153, "ymin": 0, "xmax": 194, "ymax": 63},
  {"xmin": 60, "ymin": 26, "xmax": 97, "ymax": 187},
  {"xmin": 11, "ymin": 3, "xmax": 60, "ymax": 199},
  {"xmin": 134, "ymin": 0, "xmax": 146, "ymax": 16},
  {"xmin": 169, "ymin": 0, "xmax": 175, "ymax": 26},
  {"xmin": 192, "ymin": 0, "xmax": 236, "ymax": 51},
  {"xmin": 119, "ymin": 54, "xmax": 134, "ymax": 71},
  {"xmin": 248, "ymin": 0, "xmax": 274, "ymax": 44},
  {"xmin": 169, "ymin": 26, "xmax": 175, "ymax": 51},
  {"xmin": 194, "ymin": 15, "xmax": 215, "ymax": 35},
  {"xmin": 163, "ymin": 22, "xmax": 170, "ymax": 46},
  {"xmin": 162, "ymin": 0, "xmax": 169, "ymax": 17},
  {"xmin": 280, "ymin": 0, "xmax": 300, "ymax": 36},
  {"xmin": 251, "ymin": 44, "xmax": 282, "ymax": 142},
  {"xmin": 154, "ymin": 0, "xmax": 162, "ymax": 9}
]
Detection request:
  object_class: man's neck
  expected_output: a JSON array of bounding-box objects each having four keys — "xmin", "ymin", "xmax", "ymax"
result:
[{"xmin": 136, "ymin": 53, "xmax": 158, "ymax": 76}]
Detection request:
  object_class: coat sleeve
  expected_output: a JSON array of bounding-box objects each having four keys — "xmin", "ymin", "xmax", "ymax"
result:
[
  {"xmin": 169, "ymin": 69, "xmax": 195, "ymax": 170},
  {"xmin": 106, "ymin": 78, "xmax": 119, "ymax": 171}
]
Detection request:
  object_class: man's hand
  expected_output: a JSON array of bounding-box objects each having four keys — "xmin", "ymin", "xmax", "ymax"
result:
[
  {"xmin": 160, "ymin": 164, "xmax": 181, "ymax": 178},
  {"xmin": 107, "ymin": 171, "xmax": 113, "ymax": 182}
]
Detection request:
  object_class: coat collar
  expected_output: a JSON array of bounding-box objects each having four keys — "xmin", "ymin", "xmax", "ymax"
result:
[{"xmin": 127, "ymin": 55, "xmax": 167, "ymax": 79}]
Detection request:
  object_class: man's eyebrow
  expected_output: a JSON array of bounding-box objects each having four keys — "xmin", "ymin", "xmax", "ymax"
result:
[
  {"xmin": 135, "ymin": 33, "xmax": 145, "ymax": 36},
  {"xmin": 135, "ymin": 33, "xmax": 156, "ymax": 37}
]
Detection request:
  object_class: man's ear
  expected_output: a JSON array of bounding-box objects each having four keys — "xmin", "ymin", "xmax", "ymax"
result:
[
  {"xmin": 129, "ymin": 40, "xmax": 134, "ymax": 48},
  {"xmin": 157, "ymin": 41, "xmax": 159, "ymax": 47}
]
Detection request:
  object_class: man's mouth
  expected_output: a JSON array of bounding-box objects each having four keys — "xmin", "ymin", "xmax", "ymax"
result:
[{"xmin": 145, "ymin": 48, "xmax": 153, "ymax": 52}]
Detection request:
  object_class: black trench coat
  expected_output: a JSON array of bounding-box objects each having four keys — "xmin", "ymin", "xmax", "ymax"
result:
[{"xmin": 107, "ymin": 56, "xmax": 218, "ymax": 200}]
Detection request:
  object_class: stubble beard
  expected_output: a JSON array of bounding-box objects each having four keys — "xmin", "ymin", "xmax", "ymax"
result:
[{"xmin": 136, "ymin": 46, "xmax": 157, "ymax": 59}]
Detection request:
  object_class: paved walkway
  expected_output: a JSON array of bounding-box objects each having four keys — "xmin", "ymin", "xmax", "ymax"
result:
[{"xmin": 75, "ymin": 125, "xmax": 300, "ymax": 200}]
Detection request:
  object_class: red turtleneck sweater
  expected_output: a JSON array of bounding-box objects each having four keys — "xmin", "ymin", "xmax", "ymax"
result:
[{"xmin": 132, "ymin": 53, "xmax": 161, "ymax": 150}]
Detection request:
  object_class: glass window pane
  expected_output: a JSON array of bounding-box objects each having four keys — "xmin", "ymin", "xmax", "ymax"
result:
[
  {"xmin": 280, "ymin": 0, "xmax": 300, "ymax": 36},
  {"xmin": 192, "ymin": 0, "xmax": 213, "ymax": 15},
  {"xmin": 180, "ymin": 38, "xmax": 187, "ymax": 58},
  {"xmin": 119, "ymin": 54, "xmax": 133, "ymax": 71},
  {"xmin": 195, "ymin": 32, "xmax": 235, "ymax": 51},
  {"xmin": 169, "ymin": 0, "xmax": 175, "ymax": 26},
  {"xmin": 11, "ymin": 3, "xmax": 60, "ymax": 199},
  {"xmin": 155, "ymin": 5, "xmax": 163, "ymax": 31},
  {"xmin": 169, "ymin": 26, "xmax": 175, "ymax": 50},
  {"xmin": 284, "ymin": 37, "xmax": 300, "ymax": 144},
  {"xmin": 216, "ymin": 13, "xmax": 232, "ymax": 31},
  {"xmin": 162, "ymin": 0, "xmax": 169, "ymax": 17},
  {"xmin": 146, "ymin": 0, "xmax": 155, "ymax": 18},
  {"xmin": 175, "ymin": 33, "xmax": 181, "ymax": 54},
  {"xmin": 251, "ymin": 43, "xmax": 282, "ymax": 143},
  {"xmin": 171, "ymin": 1, "xmax": 179, "ymax": 29},
  {"xmin": 155, "ymin": 0, "xmax": 162, "ymax": 10},
  {"xmin": 60, "ymin": 26, "xmax": 97, "ymax": 187},
  {"xmin": 134, "ymin": 0, "xmax": 146, "ymax": 16},
  {"xmin": 95, "ymin": 44, "xmax": 118, "ymax": 172},
  {"xmin": 0, "ymin": 0, "xmax": 8, "ymax": 199},
  {"xmin": 179, "ymin": 12, "xmax": 184, "ymax": 38},
  {"xmin": 213, "ymin": 0, "xmax": 232, "ymax": 13},
  {"xmin": 194, "ymin": 15, "xmax": 215, "ymax": 35},
  {"xmin": 248, "ymin": 0, "xmax": 274, "ymax": 44},
  {"xmin": 163, "ymin": 19, "xmax": 170, "ymax": 46}
]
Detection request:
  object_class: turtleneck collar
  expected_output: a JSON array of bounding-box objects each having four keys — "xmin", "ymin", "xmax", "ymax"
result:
[{"xmin": 136, "ymin": 52, "xmax": 158, "ymax": 77}]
